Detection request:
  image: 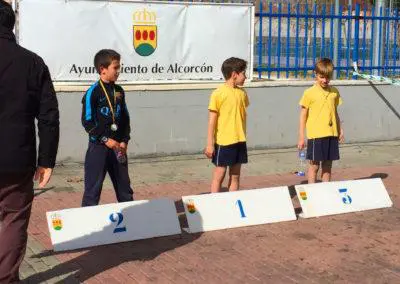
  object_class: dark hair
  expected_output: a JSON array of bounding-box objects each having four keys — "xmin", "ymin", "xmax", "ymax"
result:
[
  {"xmin": 0, "ymin": 0, "xmax": 15, "ymax": 30},
  {"xmin": 221, "ymin": 57, "xmax": 247, "ymax": 80},
  {"xmin": 94, "ymin": 49, "xmax": 121, "ymax": 74}
]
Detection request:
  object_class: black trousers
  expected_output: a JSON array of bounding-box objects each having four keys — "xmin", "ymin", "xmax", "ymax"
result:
[
  {"xmin": 0, "ymin": 171, "xmax": 34, "ymax": 283},
  {"xmin": 82, "ymin": 142, "xmax": 133, "ymax": 207}
]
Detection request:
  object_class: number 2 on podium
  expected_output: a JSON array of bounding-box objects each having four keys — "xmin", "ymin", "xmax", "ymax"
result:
[
  {"xmin": 109, "ymin": 213, "xmax": 127, "ymax": 233},
  {"xmin": 236, "ymin": 200, "xmax": 246, "ymax": 218}
]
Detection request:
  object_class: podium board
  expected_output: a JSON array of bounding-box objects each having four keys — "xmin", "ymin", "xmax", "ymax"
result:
[
  {"xmin": 182, "ymin": 187, "xmax": 296, "ymax": 233},
  {"xmin": 46, "ymin": 199, "xmax": 181, "ymax": 251},
  {"xmin": 295, "ymin": 178, "xmax": 393, "ymax": 218}
]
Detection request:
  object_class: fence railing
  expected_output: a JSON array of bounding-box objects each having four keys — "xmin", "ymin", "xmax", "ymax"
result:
[{"xmin": 255, "ymin": 2, "xmax": 400, "ymax": 79}]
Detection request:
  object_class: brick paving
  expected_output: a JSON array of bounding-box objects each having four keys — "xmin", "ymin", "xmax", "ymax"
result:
[{"xmin": 19, "ymin": 163, "xmax": 400, "ymax": 283}]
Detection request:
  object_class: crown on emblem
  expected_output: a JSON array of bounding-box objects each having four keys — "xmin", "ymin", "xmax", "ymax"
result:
[
  {"xmin": 133, "ymin": 8, "xmax": 156, "ymax": 24},
  {"xmin": 51, "ymin": 213, "xmax": 61, "ymax": 221}
]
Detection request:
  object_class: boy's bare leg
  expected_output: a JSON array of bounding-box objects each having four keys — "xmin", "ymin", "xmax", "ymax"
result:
[
  {"xmin": 228, "ymin": 163, "xmax": 241, "ymax": 191},
  {"xmin": 321, "ymin": 160, "xmax": 333, "ymax": 182},
  {"xmin": 211, "ymin": 166, "xmax": 227, "ymax": 193},
  {"xmin": 308, "ymin": 160, "xmax": 320, "ymax": 184}
]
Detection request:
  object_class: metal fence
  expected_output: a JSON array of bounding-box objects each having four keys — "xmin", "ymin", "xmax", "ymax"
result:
[
  {"xmin": 256, "ymin": 1, "xmax": 400, "ymax": 79},
  {"xmin": 152, "ymin": 0, "xmax": 400, "ymax": 80}
]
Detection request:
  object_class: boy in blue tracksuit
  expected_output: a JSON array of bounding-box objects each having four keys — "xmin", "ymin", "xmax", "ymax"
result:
[{"xmin": 81, "ymin": 49, "xmax": 133, "ymax": 206}]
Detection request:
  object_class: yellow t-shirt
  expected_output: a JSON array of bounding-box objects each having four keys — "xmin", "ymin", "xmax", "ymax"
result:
[
  {"xmin": 299, "ymin": 84, "xmax": 343, "ymax": 139},
  {"xmin": 208, "ymin": 84, "xmax": 249, "ymax": 146}
]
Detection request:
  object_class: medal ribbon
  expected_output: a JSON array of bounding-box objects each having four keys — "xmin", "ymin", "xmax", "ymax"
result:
[{"xmin": 99, "ymin": 80, "xmax": 116, "ymax": 125}]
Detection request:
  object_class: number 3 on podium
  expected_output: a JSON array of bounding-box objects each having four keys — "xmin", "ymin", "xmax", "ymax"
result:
[{"xmin": 338, "ymin": 188, "xmax": 352, "ymax": 204}]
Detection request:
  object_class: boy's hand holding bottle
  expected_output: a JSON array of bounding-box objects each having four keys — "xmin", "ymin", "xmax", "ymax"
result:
[
  {"xmin": 297, "ymin": 135, "xmax": 306, "ymax": 150},
  {"xmin": 105, "ymin": 138, "xmax": 120, "ymax": 151}
]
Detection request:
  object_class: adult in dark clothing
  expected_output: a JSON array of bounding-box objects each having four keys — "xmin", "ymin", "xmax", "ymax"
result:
[{"xmin": 0, "ymin": 1, "xmax": 59, "ymax": 282}]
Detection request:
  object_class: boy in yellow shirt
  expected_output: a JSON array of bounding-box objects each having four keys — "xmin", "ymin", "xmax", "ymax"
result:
[
  {"xmin": 205, "ymin": 57, "xmax": 249, "ymax": 193},
  {"xmin": 298, "ymin": 58, "xmax": 344, "ymax": 184}
]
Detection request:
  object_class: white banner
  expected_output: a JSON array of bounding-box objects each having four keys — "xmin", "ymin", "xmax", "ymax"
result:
[
  {"xmin": 295, "ymin": 178, "xmax": 393, "ymax": 218},
  {"xmin": 18, "ymin": 0, "xmax": 253, "ymax": 82},
  {"xmin": 46, "ymin": 199, "xmax": 181, "ymax": 251},
  {"xmin": 182, "ymin": 187, "xmax": 296, "ymax": 233}
]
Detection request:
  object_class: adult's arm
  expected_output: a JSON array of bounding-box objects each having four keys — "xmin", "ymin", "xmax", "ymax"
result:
[{"xmin": 36, "ymin": 59, "xmax": 60, "ymax": 169}]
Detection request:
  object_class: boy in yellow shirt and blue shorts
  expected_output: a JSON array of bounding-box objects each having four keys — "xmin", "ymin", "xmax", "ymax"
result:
[
  {"xmin": 205, "ymin": 57, "xmax": 249, "ymax": 193},
  {"xmin": 298, "ymin": 58, "xmax": 344, "ymax": 184}
]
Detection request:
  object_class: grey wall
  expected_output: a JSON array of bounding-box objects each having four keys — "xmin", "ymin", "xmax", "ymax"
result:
[{"xmin": 56, "ymin": 83, "xmax": 400, "ymax": 162}]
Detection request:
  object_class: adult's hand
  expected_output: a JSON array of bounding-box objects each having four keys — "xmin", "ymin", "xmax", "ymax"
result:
[{"xmin": 34, "ymin": 167, "xmax": 53, "ymax": 188}]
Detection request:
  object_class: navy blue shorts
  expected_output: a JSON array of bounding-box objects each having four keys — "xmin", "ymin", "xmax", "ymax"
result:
[
  {"xmin": 306, "ymin": 136, "xmax": 339, "ymax": 161},
  {"xmin": 212, "ymin": 142, "xmax": 248, "ymax": 167}
]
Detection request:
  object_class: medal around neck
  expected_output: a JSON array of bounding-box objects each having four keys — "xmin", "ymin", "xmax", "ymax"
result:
[
  {"xmin": 111, "ymin": 124, "xmax": 118, "ymax": 131},
  {"xmin": 99, "ymin": 81, "xmax": 118, "ymax": 132}
]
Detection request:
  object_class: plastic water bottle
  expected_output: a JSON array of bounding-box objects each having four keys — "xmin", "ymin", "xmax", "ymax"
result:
[
  {"xmin": 297, "ymin": 150, "xmax": 306, "ymax": 176},
  {"xmin": 114, "ymin": 150, "xmax": 127, "ymax": 164}
]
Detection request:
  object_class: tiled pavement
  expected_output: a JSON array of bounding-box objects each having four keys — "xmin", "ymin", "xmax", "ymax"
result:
[{"xmin": 20, "ymin": 161, "xmax": 400, "ymax": 283}]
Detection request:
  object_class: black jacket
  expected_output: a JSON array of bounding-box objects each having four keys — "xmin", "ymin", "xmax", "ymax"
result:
[
  {"xmin": 81, "ymin": 81, "xmax": 130, "ymax": 143},
  {"xmin": 0, "ymin": 27, "xmax": 59, "ymax": 173}
]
